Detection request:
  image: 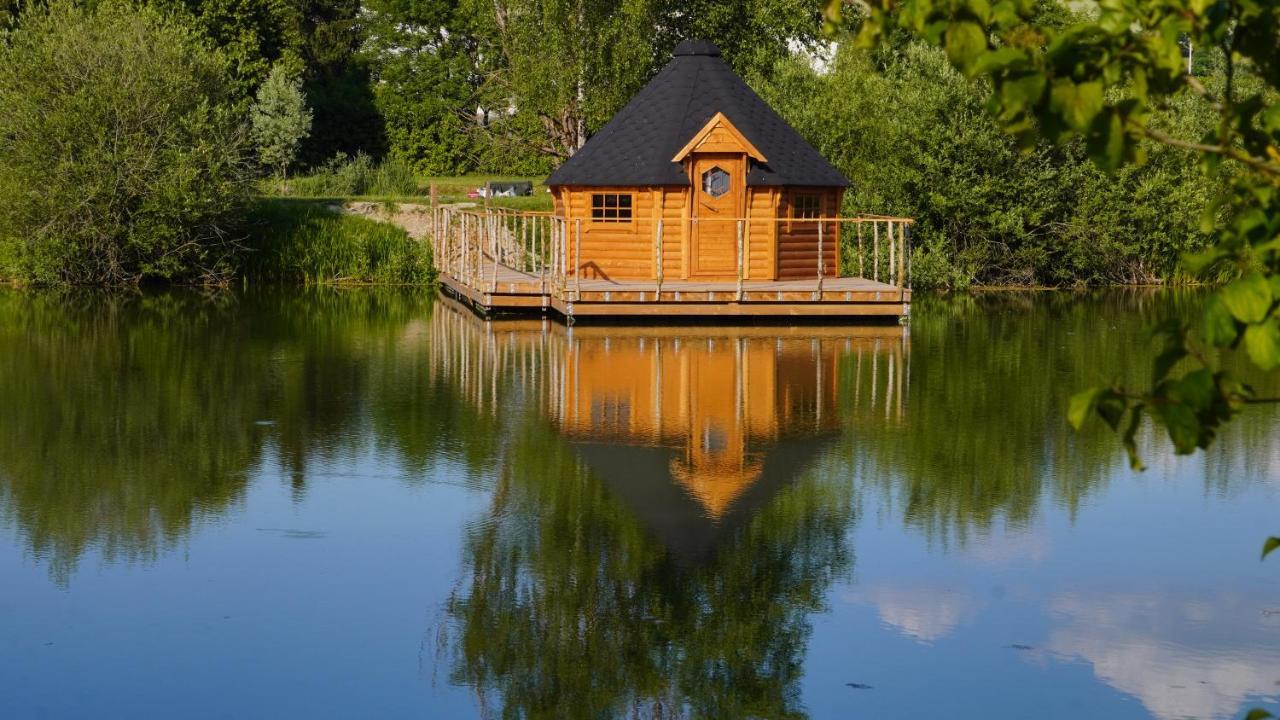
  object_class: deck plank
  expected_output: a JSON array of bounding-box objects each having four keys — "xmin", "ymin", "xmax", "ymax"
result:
[{"xmin": 437, "ymin": 257, "xmax": 910, "ymax": 320}]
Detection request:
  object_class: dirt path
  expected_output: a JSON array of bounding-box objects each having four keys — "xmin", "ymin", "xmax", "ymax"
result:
[{"xmin": 342, "ymin": 201, "xmax": 476, "ymax": 240}]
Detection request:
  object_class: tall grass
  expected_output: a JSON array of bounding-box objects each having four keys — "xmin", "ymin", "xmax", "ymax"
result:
[
  {"xmin": 242, "ymin": 200, "xmax": 433, "ymax": 285},
  {"xmin": 263, "ymin": 154, "xmax": 421, "ymax": 198}
]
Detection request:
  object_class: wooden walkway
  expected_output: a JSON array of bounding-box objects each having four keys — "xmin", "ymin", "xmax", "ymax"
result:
[{"xmin": 428, "ymin": 207, "xmax": 912, "ymax": 321}]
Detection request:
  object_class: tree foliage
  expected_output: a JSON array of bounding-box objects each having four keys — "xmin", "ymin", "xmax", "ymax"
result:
[
  {"xmin": 0, "ymin": 0, "xmax": 251, "ymax": 285},
  {"xmin": 824, "ymin": 0, "xmax": 1280, "ymax": 544},
  {"xmin": 762, "ymin": 36, "xmax": 1220, "ymax": 287},
  {"xmin": 251, "ymin": 64, "xmax": 314, "ymax": 179}
]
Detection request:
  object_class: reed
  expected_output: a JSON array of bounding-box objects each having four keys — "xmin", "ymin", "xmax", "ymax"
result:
[{"xmin": 242, "ymin": 200, "xmax": 433, "ymax": 285}]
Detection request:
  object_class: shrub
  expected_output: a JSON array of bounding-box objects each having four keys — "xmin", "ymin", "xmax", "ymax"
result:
[
  {"xmin": 760, "ymin": 40, "xmax": 1219, "ymax": 287},
  {"xmin": 265, "ymin": 153, "xmax": 421, "ymax": 198},
  {"xmin": 241, "ymin": 200, "xmax": 433, "ymax": 284},
  {"xmin": 0, "ymin": 1, "xmax": 251, "ymax": 285}
]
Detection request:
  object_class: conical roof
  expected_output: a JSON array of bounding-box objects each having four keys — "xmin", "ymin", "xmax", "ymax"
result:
[{"xmin": 545, "ymin": 40, "xmax": 849, "ymax": 188}]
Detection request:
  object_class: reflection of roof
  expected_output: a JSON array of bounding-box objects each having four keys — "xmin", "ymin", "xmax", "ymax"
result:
[
  {"xmin": 669, "ymin": 453, "xmax": 763, "ymax": 520},
  {"xmin": 545, "ymin": 40, "xmax": 849, "ymax": 188},
  {"xmin": 570, "ymin": 433, "xmax": 837, "ymax": 565}
]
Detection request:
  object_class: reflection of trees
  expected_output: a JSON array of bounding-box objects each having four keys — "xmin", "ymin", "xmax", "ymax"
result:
[
  {"xmin": 444, "ymin": 415, "xmax": 855, "ymax": 720},
  {"xmin": 0, "ymin": 288, "xmax": 495, "ymax": 583},
  {"xmin": 849, "ymin": 290, "xmax": 1280, "ymax": 546},
  {"xmin": 0, "ymin": 291, "xmax": 270, "ymax": 583}
]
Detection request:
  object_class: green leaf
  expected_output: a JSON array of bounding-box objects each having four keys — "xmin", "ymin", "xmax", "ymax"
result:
[
  {"xmin": 1243, "ymin": 320, "xmax": 1280, "ymax": 370},
  {"xmin": 1244, "ymin": 709, "xmax": 1275, "ymax": 720},
  {"xmin": 1263, "ymin": 537, "xmax": 1280, "ymax": 561},
  {"xmin": 972, "ymin": 47, "xmax": 1028, "ymax": 75},
  {"xmin": 1176, "ymin": 369, "xmax": 1216, "ymax": 412},
  {"xmin": 999, "ymin": 72, "xmax": 1047, "ymax": 117},
  {"xmin": 1122, "ymin": 403, "xmax": 1146, "ymax": 471},
  {"xmin": 1153, "ymin": 345, "xmax": 1186, "ymax": 380},
  {"xmin": 1219, "ymin": 273, "xmax": 1273, "ymax": 324},
  {"xmin": 1097, "ymin": 391, "xmax": 1126, "ymax": 430},
  {"xmin": 1087, "ymin": 110, "xmax": 1126, "ymax": 171},
  {"xmin": 1203, "ymin": 295, "xmax": 1239, "ymax": 347},
  {"xmin": 1154, "ymin": 402, "xmax": 1200, "ymax": 454},
  {"xmin": 1050, "ymin": 79, "xmax": 1104, "ymax": 132},
  {"xmin": 1068, "ymin": 387, "xmax": 1104, "ymax": 430},
  {"xmin": 945, "ymin": 21, "xmax": 989, "ymax": 71}
]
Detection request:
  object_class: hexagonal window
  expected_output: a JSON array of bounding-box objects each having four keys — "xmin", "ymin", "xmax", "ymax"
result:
[{"xmin": 701, "ymin": 167, "xmax": 730, "ymax": 198}]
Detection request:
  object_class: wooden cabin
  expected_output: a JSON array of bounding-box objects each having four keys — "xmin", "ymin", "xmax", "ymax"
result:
[{"xmin": 545, "ymin": 40, "xmax": 849, "ymax": 283}]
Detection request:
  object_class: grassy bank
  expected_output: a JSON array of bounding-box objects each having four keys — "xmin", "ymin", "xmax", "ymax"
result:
[
  {"xmin": 258, "ymin": 156, "xmax": 554, "ymax": 211},
  {"xmin": 242, "ymin": 199, "xmax": 433, "ymax": 285}
]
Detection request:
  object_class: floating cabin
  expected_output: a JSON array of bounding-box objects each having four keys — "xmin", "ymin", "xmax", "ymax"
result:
[
  {"xmin": 430, "ymin": 40, "xmax": 913, "ymax": 321},
  {"xmin": 545, "ymin": 39, "xmax": 851, "ymax": 283}
]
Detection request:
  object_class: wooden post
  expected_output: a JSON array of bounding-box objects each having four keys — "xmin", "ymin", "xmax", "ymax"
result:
[
  {"xmin": 857, "ymin": 221, "xmax": 864, "ymax": 278},
  {"xmin": 888, "ymin": 221, "xmax": 896, "ymax": 287},
  {"xmin": 537, "ymin": 216, "xmax": 545, "ymax": 291},
  {"xmin": 873, "ymin": 221, "xmax": 880, "ymax": 283},
  {"xmin": 656, "ymin": 218, "xmax": 664, "ymax": 298},
  {"xmin": 817, "ymin": 218, "xmax": 825, "ymax": 295},
  {"xmin": 836, "ymin": 219, "xmax": 843, "ymax": 279},
  {"xmin": 490, "ymin": 215, "xmax": 499, "ymax": 294},
  {"xmin": 901, "ymin": 222, "xmax": 909, "ymax": 291},
  {"xmin": 574, "ymin": 218, "xmax": 582, "ymax": 300},
  {"xmin": 736, "ymin": 219, "xmax": 745, "ymax": 301}
]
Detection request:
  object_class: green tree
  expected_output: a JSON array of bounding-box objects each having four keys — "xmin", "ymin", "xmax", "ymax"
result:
[
  {"xmin": 472, "ymin": 0, "xmax": 660, "ymax": 160},
  {"xmin": 0, "ymin": 0, "xmax": 250, "ymax": 285},
  {"xmin": 251, "ymin": 64, "xmax": 314, "ymax": 181},
  {"xmin": 362, "ymin": 0, "xmax": 478, "ymax": 174},
  {"xmin": 467, "ymin": 0, "xmax": 825, "ymax": 164},
  {"xmin": 158, "ymin": 0, "xmax": 304, "ymax": 99},
  {"xmin": 293, "ymin": 0, "xmax": 387, "ymax": 164},
  {"xmin": 823, "ymin": 0, "xmax": 1280, "ymax": 548},
  {"xmin": 760, "ymin": 34, "xmax": 1220, "ymax": 288}
]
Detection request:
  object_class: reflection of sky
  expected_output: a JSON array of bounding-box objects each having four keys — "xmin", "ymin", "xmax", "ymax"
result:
[
  {"xmin": 0, "ymin": 448, "xmax": 489, "ymax": 719},
  {"xmin": 802, "ymin": 443, "xmax": 1280, "ymax": 720},
  {"xmin": 5, "ymin": 431, "xmax": 1280, "ymax": 720},
  {"xmin": 1046, "ymin": 591, "xmax": 1280, "ymax": 720}
]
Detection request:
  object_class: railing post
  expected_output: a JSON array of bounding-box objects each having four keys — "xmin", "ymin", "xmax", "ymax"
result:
[
  {"xmin": 574, "ymin": 218, "xmax": 582, "ymax": 301},
  {"xmin": 899, "ymin": 222, "xmax": 908, "ymax": 293},
  {"xmin": 656, "ymin": 218, "xmax": 664, "ymax": 299},
  {"xmin": 888, "ymin": 220, "xmax": 896, "ymax": 287},
  {"xmin": 490, "ymin": 215, "xmax": 499, "ymax": 295},
  {"xmin": 873, "ymin": 221, "xmax": 880, "ymax": 283},
  {"xmin": 816, "ymin": 218, "xmax": 825, "ymax": 296},
  {"xmin": 736, "ymin": 219, "xmax": 745, "ymax": 301},
  {"xmin": 857, "ymin": 220, "xmax": 864, "ymax": 278},
  {"xmin": 905, "ymin": 223, "xmax": 911, "ymax": 290}
]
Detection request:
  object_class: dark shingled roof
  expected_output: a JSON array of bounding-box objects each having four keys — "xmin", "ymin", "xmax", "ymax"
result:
[{"xmin": 545, "ymin": 40, "xmax": 849, "ymax": 188}]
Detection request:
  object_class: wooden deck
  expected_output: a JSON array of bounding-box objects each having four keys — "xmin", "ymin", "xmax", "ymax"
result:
[{"xmin": 429, "ymin": 207, "xmax": 912, "ymax": 322}]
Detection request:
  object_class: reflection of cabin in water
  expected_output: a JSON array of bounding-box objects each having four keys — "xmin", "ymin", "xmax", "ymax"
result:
[
  {"xmin": 545, "ymin": 40, "xmax": 849, "ymax": 283},
  {"xmin": 556, "ymin": 330, "xmax": 842, "ymax": 518},
  {"xmin": 429, "ymin": 41, "xmax": 913, "ymax": 320},
  {"xmin": 426, "ymin": 298, "xmax": 909, "ymax": 562}
]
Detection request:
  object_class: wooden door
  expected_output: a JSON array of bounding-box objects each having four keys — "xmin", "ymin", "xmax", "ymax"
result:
[{"xmin": 690, "ymin": 154, "xmax": 743, "ymax": 278}]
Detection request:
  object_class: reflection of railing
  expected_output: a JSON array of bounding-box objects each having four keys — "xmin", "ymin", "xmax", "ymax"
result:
[
  {"xmin": 425, "ymin": 206, "xmax": 914, "ymax": 303},
  {"xmin": 426, "ymin": 298, "xmax": 911, "ymax": 434}
]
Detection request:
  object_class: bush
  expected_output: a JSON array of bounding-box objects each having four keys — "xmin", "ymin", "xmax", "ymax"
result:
[
  {"xmin": 0, "ymin": 1, "xmax": 251, "ymax": 285},
  {"xmin": 265, "ymin": 153, "xmax": 421, "ymax": 198},
  {"xmin": 759, "ymin": 40, "xmax": 1219, "ymax": 287},
  {"xmin": 241, "ymin": 200, "xmax": 433, "ymax": 284}
]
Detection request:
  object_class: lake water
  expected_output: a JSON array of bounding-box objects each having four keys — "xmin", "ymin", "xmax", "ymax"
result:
[{"xmin": 1, "ymin": 288, "xmax": 1278, "ymax": 720}]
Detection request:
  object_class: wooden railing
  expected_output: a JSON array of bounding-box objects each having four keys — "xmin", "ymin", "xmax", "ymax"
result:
[{"xmin": 425, "ymin": 206, "xmax": 914, "ymax": 300}]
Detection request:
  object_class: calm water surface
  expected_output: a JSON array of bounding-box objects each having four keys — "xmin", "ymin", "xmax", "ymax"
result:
[{"xmin": 1, "ymin": 289, "xmax": 1278, "ymax": 719}]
